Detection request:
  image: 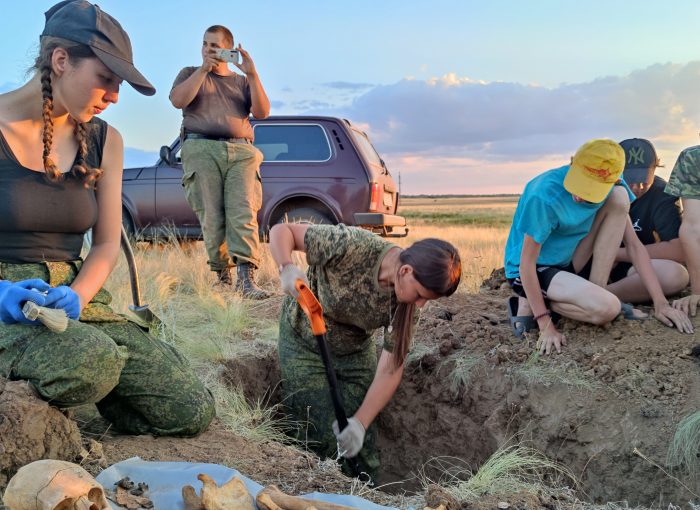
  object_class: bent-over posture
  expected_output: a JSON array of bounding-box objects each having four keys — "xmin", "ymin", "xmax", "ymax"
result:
[{"xmin": 269, "ymin": 223, "xmax": 461, "ymax": 480}]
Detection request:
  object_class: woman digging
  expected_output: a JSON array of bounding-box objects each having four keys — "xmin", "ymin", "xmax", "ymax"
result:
[
  {"xmin": 269, "ymin": 223, "xmax": 462, "ymax": 481},
  {"xmin": 0, "ymin": 0, "xmax": 214, "ymax": 436}
]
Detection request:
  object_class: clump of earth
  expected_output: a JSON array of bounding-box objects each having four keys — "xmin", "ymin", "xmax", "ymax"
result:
[{"xmin": 3, "ymin": 270, "xmax": 700, "ymax": 508}]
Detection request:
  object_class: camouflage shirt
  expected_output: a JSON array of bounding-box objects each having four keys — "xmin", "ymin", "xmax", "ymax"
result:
[
  {"xmin": 666, "ymin": 145, "xmax": 700, "ymax": 200},
  {"xmin": 281, "ymin": 225, "xmax": 399, "ymax": 356}
]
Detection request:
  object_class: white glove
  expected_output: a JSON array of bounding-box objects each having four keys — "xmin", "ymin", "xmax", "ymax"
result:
[
  {"xmin": 279, "ymin": 264, "xmax": 309, "ymax": 298},
  {"xmin": 332, "ymin": 417, "xmax": 365, "ymax": 458}
]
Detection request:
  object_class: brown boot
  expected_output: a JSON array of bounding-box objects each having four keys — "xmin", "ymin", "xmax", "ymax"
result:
[
  {"xmin": 235, "ymin": 263, "xmax": 271, "ymax": 299},
  {"xmin": 214, "ymin": 267, "xmax": 233, "ymax": 286}
]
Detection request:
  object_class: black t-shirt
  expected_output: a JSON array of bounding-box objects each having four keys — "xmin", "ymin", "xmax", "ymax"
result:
[
  {"xmin": 629, "ymin": 176, "xmax": 681, "ymax": 245},
  {"xmin": 0, "ymin": 118, "xmax": 107, "ymax": 263}
]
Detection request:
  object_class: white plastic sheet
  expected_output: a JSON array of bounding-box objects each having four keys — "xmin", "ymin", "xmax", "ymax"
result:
[{"xmin": 96, "ymin": 457, "xmax": 399, "ymax": 510}]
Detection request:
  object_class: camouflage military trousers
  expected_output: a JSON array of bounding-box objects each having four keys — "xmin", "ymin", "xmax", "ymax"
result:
[
  {"xmin": 0, "ymin": 261, "xmax": 215, "ymax": 437},
  {"xmin": 666, "ymin": 145, "xmax": 700, "ymax": 199},
  {"xmin": 278, "ymin": 312, "xmax": 380, "ymax": 480},
  {"xmin": 181, "ymin": 138, "xmax": 264, "ymax": 271}
]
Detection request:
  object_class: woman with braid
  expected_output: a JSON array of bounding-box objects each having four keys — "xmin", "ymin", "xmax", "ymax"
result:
[{"xmin": 0, "ymin": 1, "xmax": 214, "ymax": 436}]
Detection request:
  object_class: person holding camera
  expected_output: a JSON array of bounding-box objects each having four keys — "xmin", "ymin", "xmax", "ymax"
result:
[{"xmin": 170, "ymin": 25, "xmax": 271, "ymax": 298}]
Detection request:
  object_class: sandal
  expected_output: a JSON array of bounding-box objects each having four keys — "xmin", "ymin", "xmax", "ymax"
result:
[
  {"xmin": 507, "ymin": 296, "xmax": 538, "ymax": 339},
  {"xmin": 620, "ymin": 302, "xmax": 648, "ymax": 320}
]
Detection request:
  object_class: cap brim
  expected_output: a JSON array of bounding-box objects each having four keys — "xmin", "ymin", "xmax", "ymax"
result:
[
  {"xmin": 563, "ymin": 164, "xmax": 613, "ymax": 204},
  {"xmin": 623, "ymin": 167, "xmax": 653, "ymax": 184},
  {"xmin": 92, "ymin": 47, "xmax": 156, "ymax": 96}
]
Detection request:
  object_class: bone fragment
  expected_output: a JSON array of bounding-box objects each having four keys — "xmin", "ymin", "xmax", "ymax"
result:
[{"xmin": 256, "ymin": 485, "xmax": 356, "ymax": 510}]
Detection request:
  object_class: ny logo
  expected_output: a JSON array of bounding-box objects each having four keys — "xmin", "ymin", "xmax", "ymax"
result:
[{"xmin": 628, "ymin": 146, "xmax": 645, "ymax": 166}]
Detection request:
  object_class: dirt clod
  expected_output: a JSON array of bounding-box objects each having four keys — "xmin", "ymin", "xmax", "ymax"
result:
[{"xmin": 0, "ymin": 378, "xmax": 82, "ymax": 491}]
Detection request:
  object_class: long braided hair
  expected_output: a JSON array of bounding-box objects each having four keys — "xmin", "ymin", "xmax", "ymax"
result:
[
  {"xmin": 33, "ymin": 36, "xmax": 103, "ymax": 188},
  {"xmin": 390, "ymin": 239, "xmax": 462, "ymax": 368}
]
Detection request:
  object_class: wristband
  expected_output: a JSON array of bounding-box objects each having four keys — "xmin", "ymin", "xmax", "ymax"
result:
[{"xmin": 534, "ymin": 310, "xmax": 551, "ymax": 321}]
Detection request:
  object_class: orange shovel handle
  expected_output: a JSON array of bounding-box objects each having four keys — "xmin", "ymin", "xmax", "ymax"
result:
[{"xmin": 295, "ymin": 280, "xmax": 327, "ymax": 335}]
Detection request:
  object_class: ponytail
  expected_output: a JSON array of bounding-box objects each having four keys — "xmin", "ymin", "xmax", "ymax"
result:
[{"xmin": 390, "ymin": 239, "xmax": 461, "ymax": 368}]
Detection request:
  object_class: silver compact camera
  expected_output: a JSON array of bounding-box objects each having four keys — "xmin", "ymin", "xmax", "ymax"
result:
[{"xmin": 215, "ymin": 48, "xmax": 240, "ymax": 64}]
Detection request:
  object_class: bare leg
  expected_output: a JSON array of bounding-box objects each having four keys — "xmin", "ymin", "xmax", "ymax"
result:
[
  {"xmin": 572, "ymin": 186, "xmax": 630, "ymax": 286},
  {"xmin": 607, "ymin": 259, "xmax": 689, "ymax": 303},
  {"xmin": 517, "ymin": 296, "xmax": 532, "ymax": 316},
  {"xmin": 681, "ymin": 198, "xmax": 700, "ymax": 294},
  {"xmin": 546, "ymin": 271, "xmax": 621, "ymax": 325}
]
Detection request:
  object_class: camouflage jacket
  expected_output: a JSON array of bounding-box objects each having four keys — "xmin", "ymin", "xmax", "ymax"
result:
[
  {"xmin": 666, "ymin": 145, "xmax": 700, "ymax": 200},
  {"xmin": 281, "ymin": 225, "xmax": 399, "ymax": 356}
]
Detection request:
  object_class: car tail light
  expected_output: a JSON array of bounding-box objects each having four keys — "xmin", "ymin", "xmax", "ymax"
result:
[{"xmin": 369, "ymin": 182, "xmax": 381, "ymax": 212}]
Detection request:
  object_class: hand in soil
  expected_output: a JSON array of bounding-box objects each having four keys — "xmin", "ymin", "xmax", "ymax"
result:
[
  {"xmin": 672, "ymin": 293, "xmax": 700, "ymax": 317},
  {"xmin": 537, "ymin": 322, "xmax": 566, "ymax": 355},
  {"xmin": 654, "ymin": 303, "xmax": 694, "ymax": 334}
]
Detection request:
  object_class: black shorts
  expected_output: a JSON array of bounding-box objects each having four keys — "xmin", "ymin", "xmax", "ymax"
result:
[
  {"xmin": 508, "ymin": 260, "xmax": 633, "ymax": 298},
  {"xmin": 578, "ymin": 259, "xmax": 632, "ymax": 284},
  {"xmin": 507, "ymin": 264, "xmax": 578, "ymax": 298}
]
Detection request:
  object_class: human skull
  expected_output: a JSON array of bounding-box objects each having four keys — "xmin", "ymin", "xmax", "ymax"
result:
[{"xmin": 3, "ymin": 459, "xmax": 109, "ymax": 510}]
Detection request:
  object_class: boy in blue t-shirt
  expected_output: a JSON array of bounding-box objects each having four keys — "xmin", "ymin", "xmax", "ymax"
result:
[{"xmin": 504, "ymin": 139, "xmax": 692, "ymax": 355}]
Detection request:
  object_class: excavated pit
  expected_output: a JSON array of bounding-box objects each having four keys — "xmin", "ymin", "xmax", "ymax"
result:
[{"xmin": 223, "ymin": 288, "xmax": 700, "ymax": 506}]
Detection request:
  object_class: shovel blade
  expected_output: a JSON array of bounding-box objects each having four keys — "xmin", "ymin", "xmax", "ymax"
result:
[{"xmin": 128, "ymin": 305, "xmax": 160, "ymax": 328}]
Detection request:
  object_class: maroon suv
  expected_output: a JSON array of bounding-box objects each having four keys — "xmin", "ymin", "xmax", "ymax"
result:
[{"xmin": 121, "ymin": 116, "xmax": 407, "ymax": 240}]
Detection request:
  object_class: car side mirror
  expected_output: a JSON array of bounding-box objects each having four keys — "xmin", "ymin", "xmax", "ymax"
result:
[{"xmin": 160, "ymin": 145, "xmax": 174, "ymax": 166}]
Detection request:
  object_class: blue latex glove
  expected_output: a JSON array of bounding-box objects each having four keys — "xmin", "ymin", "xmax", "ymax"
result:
[
  {"xmin": 44, "ymin": 285, "xmax": 82, "ymax": 320},
  {"xmin": 0, "ymin": 279, "xmax": 51, "ymax": 324}
]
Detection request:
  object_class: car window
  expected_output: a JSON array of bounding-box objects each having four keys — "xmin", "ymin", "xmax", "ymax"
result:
[
  {"xmin": 351, "ymin": 129, "xmax": 382, "ymax": 167},
  {"xmin": 253, "ymin": 124, "xmax": 332, "ymax": 162}
]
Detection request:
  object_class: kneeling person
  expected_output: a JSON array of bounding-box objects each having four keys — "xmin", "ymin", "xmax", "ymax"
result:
[
  {"xmin": 608, "ymin": 138, "xmax": 688, "ymax": 302},
  {"xmin": 504, "ymin": 139, "xmax": 692, "ymax": 355}
]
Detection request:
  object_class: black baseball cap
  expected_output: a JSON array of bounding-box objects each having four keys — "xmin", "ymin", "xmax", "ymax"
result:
[
  {"xmin": 41, "ymin": 0, "xmax": 155, "ymax": 96},
  {"xmin": 619, "ymin": 138, "xmax": 658, "ymax": 184}
]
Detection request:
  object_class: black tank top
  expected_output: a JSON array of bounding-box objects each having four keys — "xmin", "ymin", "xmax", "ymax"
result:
[{"xmin": 0, "ymin": 118, "xmax": 107, "ymax": 263}]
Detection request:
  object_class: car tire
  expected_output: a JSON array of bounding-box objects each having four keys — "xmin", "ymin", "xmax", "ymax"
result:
[{"xmin": 278, "ymin": 207, "xmax": 333, "ymax": 226}]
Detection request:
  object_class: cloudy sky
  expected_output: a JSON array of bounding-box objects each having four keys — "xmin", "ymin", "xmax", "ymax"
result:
[{"xmin": 3, "ymin": 1, "xmax": 700, "ymax": 194}]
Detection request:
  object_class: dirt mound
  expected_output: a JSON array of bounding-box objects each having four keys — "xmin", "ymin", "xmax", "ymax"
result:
[
  {"xmin": 206, "ymin": 288, "xmax": 700, "ymax": 505},
  {"xmin": 0, "ymin": 378, "xmax": 82, "ymax": 490},
  {"xmin": 378, "ymin": 289, "xmax": 700, "ymax": 504}
]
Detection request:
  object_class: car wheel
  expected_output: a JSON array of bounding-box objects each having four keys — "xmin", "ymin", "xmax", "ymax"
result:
[{"xmin": 278, "ymin": 207, "xmax": 333, "ymax": 226}]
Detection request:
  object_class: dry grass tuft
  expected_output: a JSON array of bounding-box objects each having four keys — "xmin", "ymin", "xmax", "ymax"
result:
[
  {"xmin": 667, "ymin": 410, "xmax": 700, "ymax": 478},
  {"xmin": 420, "ymin": 442, "xmax": 577, "ymax": 503}
]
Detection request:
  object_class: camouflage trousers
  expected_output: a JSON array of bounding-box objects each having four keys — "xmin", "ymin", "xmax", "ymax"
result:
[
  {"xmin": 181, "ymin": 138, "xmax": 264, "ymax": 271},
  {"xmin": 666, "ymin": 145, "xmax": 700, "ymax": 199},
  {"xmin": 0, "ymin": 261, "xmax": 215, "ymax": 436},
  {"xmin": 278, "ymin": 312, "xmax": 380, "ymax": 481}
]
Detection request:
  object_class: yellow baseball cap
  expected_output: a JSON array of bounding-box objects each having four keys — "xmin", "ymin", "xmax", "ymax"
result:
[{"xmin": 563, "ymin": 139, "xmax": 625, "ymax": 203}]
